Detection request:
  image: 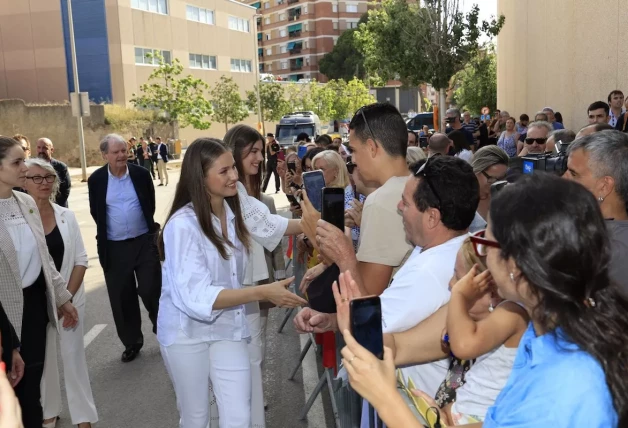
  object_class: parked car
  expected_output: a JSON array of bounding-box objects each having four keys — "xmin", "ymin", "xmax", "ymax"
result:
[{"xmin": 406, "ymin": 112, "xmax": 434, "ymax": 132}]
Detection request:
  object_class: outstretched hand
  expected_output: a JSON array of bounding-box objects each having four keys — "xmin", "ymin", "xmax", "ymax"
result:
[{"xmin": 332, "ymin": 271, "xmax": 363, "ymax": 333}]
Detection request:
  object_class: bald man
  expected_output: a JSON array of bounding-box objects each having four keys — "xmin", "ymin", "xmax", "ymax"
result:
[
  {"xmin": 36, "ymin": 138, "xmax": 71, "ymax": 207},
  {"xmin": 428, "ymin": 133, "xmax": 452, "ymax": 157}
]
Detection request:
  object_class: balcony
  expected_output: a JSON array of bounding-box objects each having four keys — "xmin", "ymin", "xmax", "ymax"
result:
[
  {"xmin": 287, "ymin": 41, "xmax": 303, "ymax": 54},
  {"xmin": 287, "ymin": 0, "xmax": 298, "ymax": 4},
  {"xmin": 290, "ymin": 58, "xmax": 304, "ymax": 70},
  {"xmin": 288, "ymin": 14, "xmax": 301, "ymax": 21},
  {"xmin": 288, "ymin": 30, "xmax": 301, "ymax": 38}
]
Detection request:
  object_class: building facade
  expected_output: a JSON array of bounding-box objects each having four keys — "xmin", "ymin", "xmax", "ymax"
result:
[
  {"xmin": 496, "ymin": 0, "xmax": 628, "ymax": 131},
  {"xmin": 247, "ymin": 0, "xmax": 367, "ymax": 82},
  {"xmin": 0, "ymin": 0, "xmax": 259, "ymax": 106}
]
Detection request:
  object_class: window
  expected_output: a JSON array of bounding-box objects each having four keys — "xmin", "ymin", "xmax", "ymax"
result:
[
  {"xmin": 186, "ymin": 5, "xmax": 214, "ymax": 24},
  {"xmin": 264, "ymin": 2, "xmax": 270, "ymax": 8},
  {"xmin": 266, "ymin": 33, "xmax": 271, "ymax": 40},
  {"xmin": 280, "ymin": 45, "xmax": 287, "ymax": 53},
  {"xmin": 228, "ymin": 16, "xmax": 250, "ymax": 32},
  {"xmin": 132, "ymin": 0, "xmax": 168, "ymax": 14},
  {"xmin": 303, "ymin": 5, "xmax": 308, "ymax": 13},
  {"xmin": 265, "ymin": 17, "xmax": 271, "ymax": 24},
  {"xmin": 333, "ymin": 21, "xmax": 338, "ymax": 30},
  {"xmin": 277, "ymin": 0, "xmax": 284, "ymax": 4},
  {"xmin": 230, "ymin": 58, "xmax": 252, "ymax": 72},
  {"xmin": 266, "ymin": 48, "xmax": 272, "ymax": 55},
  {"xmin": 346, "ymin": 4, "xmax": 358, "ymax": 12},
  {"xmin": 135, "ymin": 47, "xmax": 172, "ymax": 65},
  {"xmin": 189, "ymin": 53, "xmax": 216, "ymax": 69},
  {"xmin": 279, "ymin": 13, "xmax": 286, "ymax": 20},
  {"xmin": 332, "ymin": 3, "xmax": 338, "ymax": 12},
  {"xmin": 348, "ymin": 21, "xmax": 358, "ymax": 29},
  {"xmin": 281, "ymin": 61, "xmax": 288, "ymax": 69},
  {"xmin": 280, "ymin": 29, "xmax": 287, "ymax": 37}
]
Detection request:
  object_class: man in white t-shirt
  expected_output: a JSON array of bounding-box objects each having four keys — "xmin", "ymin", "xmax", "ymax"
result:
[{"xmin": 295, "ymin": 156, "xmax": 480, "ymax": 397}]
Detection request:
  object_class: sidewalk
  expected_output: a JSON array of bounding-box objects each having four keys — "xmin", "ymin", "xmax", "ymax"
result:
[{"xmin": 68, "ymin": 159, "xmax": 183, "ymax": 182}]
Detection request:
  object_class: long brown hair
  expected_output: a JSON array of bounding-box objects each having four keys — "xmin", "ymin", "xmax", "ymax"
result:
[
  {"xmin": 158, "ymin": 138, "xmax": 250, "ymax": 261},
  {"xmin": 223, "ymin": 125, "xmax": 265, "ymax": 199}
]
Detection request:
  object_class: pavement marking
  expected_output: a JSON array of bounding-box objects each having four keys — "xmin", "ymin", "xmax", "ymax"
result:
[{"xmin": 83, "ymin": 324, "xmax": 107, "ymax": 348}]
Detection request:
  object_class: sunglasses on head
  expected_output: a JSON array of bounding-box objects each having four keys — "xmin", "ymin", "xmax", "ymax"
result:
[
  {"xmin": 414, "ymin": 158, "xmax": 442, "ymax": 208},
  {"xmin": 354, "ymin": 107, "xmax": 375, "ymax": 141},
  {"xmin": 525, "ymin": 138, "xmax": 547, "ymax": 145}
]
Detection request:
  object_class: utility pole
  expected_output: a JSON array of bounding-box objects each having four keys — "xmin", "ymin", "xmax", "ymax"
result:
[{"xmin": 67, "ymin": 0, "xmax": 88, "ymax": 182}]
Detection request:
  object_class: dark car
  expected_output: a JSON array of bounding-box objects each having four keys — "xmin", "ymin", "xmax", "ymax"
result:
[{"xmin": 406, "ymin": 113, "xmax": 434, "ymax": 132}]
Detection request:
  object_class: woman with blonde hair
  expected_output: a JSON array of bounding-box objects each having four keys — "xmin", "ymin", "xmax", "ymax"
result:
[{"xmin": 311, "ymin": 150, "xmax": 354, "ymax": 214}]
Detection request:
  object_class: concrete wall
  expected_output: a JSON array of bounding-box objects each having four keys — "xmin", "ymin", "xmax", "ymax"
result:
[
  {"xmin": 496, "ymin": 0, "xmax": 628, "ymax": 131},
  {"xmin": 0, "ymin": 99, "xmax": 172, "ymax": 167}
]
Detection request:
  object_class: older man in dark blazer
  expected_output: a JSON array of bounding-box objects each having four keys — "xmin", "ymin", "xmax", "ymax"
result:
[{"xmin": 87, "ymin": 133, "xmax": 161, "ymax": 362}]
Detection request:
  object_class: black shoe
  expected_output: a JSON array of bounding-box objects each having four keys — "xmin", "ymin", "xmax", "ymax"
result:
[
  {"xmin": 158, "ymin": 183, "xmax": 164, "ymax": 186},
  {"xmin": 121, "ymin": 344, "xmax": 142, "ymax": 362}
]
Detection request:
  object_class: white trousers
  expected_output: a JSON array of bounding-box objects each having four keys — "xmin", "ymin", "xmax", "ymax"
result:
[
  {"xmin": 161, "ymin": 330, "xmax": 251, "ymax": 428},
  {"xmin": 157, "ymin": 159, "xmax": 168, "ymax": 184},
  {"xmin": 41, "ymin": 299, "xmax": 98, "ymax": 424}
]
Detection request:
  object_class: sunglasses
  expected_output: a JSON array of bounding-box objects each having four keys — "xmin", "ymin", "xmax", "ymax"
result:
[
  {"xmin": 469, "ymin": 229, "xmax": 501, "ymax": 257},
  {"xmin": 346, "ymin": 161, "xmax": 356, "ymax": 174},
  {"xmin": 525, "ymin": 138, "xmax": 547, "ymax": 145},
  {"xmin": 414, "ymin": 158, "xmax": 442, "ymax": 208},
  {"xmin": 27, "ymin": 174, "xmax": 56, "ymax": 184},
  {"xmin": 354, "ymin": 107, "xmax": 375, "ymax": 141}
]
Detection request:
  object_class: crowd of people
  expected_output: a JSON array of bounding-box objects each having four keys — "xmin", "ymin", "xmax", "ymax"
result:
[{"xmin": 0, "ymin": 90, "xmax": 627, "ymax": 428}]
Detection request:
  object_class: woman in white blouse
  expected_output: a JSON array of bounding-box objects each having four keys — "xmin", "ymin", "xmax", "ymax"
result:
[
  {"xmin": 22, "ymin": 158, "xmax": 97, "ymax": 428},
  {"xmin": 0, "ymin": 136, "xmax": 78, "ymax": 427},
  {"xmin": 157, "ymin": 138, "xmax": 307, "ymax": 428}
]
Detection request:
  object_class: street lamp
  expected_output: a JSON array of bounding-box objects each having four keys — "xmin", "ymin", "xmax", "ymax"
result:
[{"xmin": 252, "ymin": 13, "xmax": 264, "ymax": 135}]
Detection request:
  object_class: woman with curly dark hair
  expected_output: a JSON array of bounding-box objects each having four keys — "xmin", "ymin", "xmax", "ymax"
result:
[{"xmin": 338, "ymin": 173, "xmax": 628, "ymax": 427}]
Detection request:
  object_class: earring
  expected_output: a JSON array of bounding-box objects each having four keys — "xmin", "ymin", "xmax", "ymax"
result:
[
  {"xmin": 488, "ymin": 302, "xmax": 494, "ymax": 312},
  {"xmin": 509, "ymin": 272, "xmax": 515, "ymax": 282},
  {"xmin": 598, "ymin": 196, "xmax": 604, "ymax": 202}
]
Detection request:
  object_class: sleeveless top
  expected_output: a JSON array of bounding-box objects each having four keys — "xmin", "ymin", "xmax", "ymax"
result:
[{"xmin": 497, "ymin": 132, "xmax": 518, "ymax": 157}]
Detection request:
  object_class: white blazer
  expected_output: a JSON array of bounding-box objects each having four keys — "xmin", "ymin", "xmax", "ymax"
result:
[{"xmin": 52, "ymin": 204, "xmax": 89, "ymax": 307}]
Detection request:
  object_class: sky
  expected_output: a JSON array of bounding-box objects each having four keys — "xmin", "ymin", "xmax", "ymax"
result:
[{"xmin": 462, "ymin": 0, "xmax": 498, "ymax": 24}]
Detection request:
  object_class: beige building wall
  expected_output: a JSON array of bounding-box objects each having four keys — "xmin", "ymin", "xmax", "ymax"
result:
[
  {"xmin": 496, "ymin": 0, "xmax": 628, "ymax": 131},
  {"xmin": 0, "ymin": 0, "xmax": 69, "ymax": 102}
]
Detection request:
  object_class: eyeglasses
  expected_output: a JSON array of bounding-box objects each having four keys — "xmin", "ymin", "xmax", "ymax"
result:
[
  {"xmin": 346, "ymin": 161, "xmax": 356, "ymax": 174},
  {"xmin": 354, "ymin": 107, "xmax": 375, "ymax": 141},
  {"xmin": 26, "ymin": 175, "xmax": 56, "ymax": 184},
  {"xmin": 469, "ymin": 229, "xmax": 501, "ymax": 257},
  {"xmin": 481, "ymin": 170, "xmax": 505, "ymax": 184},
  {"xmin": 525, "ymin": 138, "xmax": 547, "ymax": 145},
  {"xmin": 414, "ymin": 158, "xmax": 442, "ymax": 208}
]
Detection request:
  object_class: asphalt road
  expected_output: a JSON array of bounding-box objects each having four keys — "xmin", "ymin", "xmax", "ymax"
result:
[{"xmin": 50, "ymin": 168, "xmax": 333, "ymax": 428}]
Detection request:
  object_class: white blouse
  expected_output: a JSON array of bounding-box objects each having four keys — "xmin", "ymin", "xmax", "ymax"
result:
[
  {"xmin": 157, "ymin": 202, "xmax": 250, "ymax": 347},
  {"xmin": 237, "ymin": 181, "xmax": 288, "ymax": 252},
  {"xmin": 0, "ymin": 197, "xmax": 42, "ymax": 288}
]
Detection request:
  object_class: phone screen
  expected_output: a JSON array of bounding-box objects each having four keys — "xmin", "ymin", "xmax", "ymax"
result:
[
  {"xmin": 287, "ymin": 161, "xmax": 297, "ymax": 173},
  {"xmin": 298, "ymin": 145, "xmax": 308, "ymax": 159},
  {"xmin": 350, "ymin": 297, "xmax": 384, "ymax": 360},
  {"xmin": 302, "ymin": 171, "xmax": 325, "ymax": 212},
  {"xmin": 322, "ymin": 189, "xmax": 345, "ymax": 230}
]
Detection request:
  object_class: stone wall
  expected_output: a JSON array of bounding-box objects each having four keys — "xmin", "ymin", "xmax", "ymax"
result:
[{"xmin": 0, "ymin": 99, "xmax": 173, "ymax": 167}]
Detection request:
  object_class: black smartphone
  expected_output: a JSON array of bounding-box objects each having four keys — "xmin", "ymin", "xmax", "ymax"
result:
[
  {"xmin": 287, "ymin": 161, "xmax": 297, "ymax": 173},
  {"xmin": 321, "ymin": 187, "xmax": 345, "ymax": 230},
  {"xmin": 350, "ymin": 297, "xmax": 384, "ymax": 360},
  {"xmin": 419, "ymin": 136, "xmax": 428, "ymax": 148},
  {"xmin": 302, "ymin": 170, "xmax": 325, "ymax": 212},
  {"xmin": 286, "ymin": 194, "xmax": 300, "ymax": 207}
]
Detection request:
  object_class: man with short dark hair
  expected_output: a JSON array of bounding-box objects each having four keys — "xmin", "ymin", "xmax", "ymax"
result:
[
  {"xmin": 516, "ymin": 114, "xmax": 529, "ymax": 135},
  {"xmin": 87, "ymin": 134, "xmax": 161, "ymax": 362},
  {"xmin": 608, "ymin": 90, "xmax": 625, "ymax": 128},
  {"xmin": 155, "ymin": 136, "xmax": 169, "ymax": 186},
  {"xmin": 588, "ymin": 101, "xmax": 611, "ymax": 124},
  {"xmin": 262, "ymin": 133, "xmax": 280, "ymax": 193},
  {"xmin": 407, "ymin": 130, "xmax": 418, "ymax": 147},
  {"xmin": 36, "ymin": 138, "xmax": 71, "ymax": 207}
]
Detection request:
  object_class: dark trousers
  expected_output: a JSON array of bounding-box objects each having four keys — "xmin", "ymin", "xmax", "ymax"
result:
[
  {"xmin": 104, "ymin": 233, "xmax": 161, "ymax": 348},
  {"xmin": 142, "ymin": 158, "xmax": 156, "ymax": 179},
  {"xmin": 15, "ymin": 271, "xmax": 49, "ymax": 428},
  {"xmin": 262, "ymin": 161, "xmax": 280, "ymax": 192}
]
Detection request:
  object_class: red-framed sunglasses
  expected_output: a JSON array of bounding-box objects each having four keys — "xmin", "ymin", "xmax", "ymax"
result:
[{"xmin": 469, "ymin": 229, "xmax": 501, "ymax": 257}]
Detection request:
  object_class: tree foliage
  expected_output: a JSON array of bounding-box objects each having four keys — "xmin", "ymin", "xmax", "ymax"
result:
[
  {"xmin": 210, "ymin": 76, "xmax": 249, "ymax": 132},
  {"xmin": 355, "ymin": 0, "xmax": 504, "ymax": 90},
  {"xmin": 319, "ymin": 15, "xmax": 368, "ymax": 81},
  {"xmin": 328, "ymin": 78, "xmax": 376, "ymax": 120},
  {"xmin": 131, "ymin": 52, "xmax": 213, "ymax": 132},
  {"xmin": 245, "ymin": 82, "xmax": 290, "ymax": 124},
  {"xmin": 452, "ymin": 48, "xmax": 496, "ymax": 115}
]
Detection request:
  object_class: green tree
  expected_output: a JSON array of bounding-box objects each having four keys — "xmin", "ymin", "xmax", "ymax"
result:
[
  {"xmin": 245, "ymin": 82, "xmax": 290, "ymax": 134},
  {"xmin": 452, "ymin": 48, "xmax": 496, "ymax": 115},
  {"xmin": 307, "ymin": 81, "xmax": 336, "ymax": 122},
  {"xmin": 328, "ymin": 78, "xmax": 376, "ymax": 120},
  {"xmin": 355, "ymin": 0, "xmax": 504, "ymax": 121},
  {"xmin": 210, "ymin": 76, "xmax": 249, "ymax": 132},
  {"xmin": 319, "ymin": 15, "xmax": 368, "ymax": 81},
  {"xmin": 131, "ymin": 52, "xmax": 214, "ymax": 136},
  {"xmin": 285, "ymin": 83, "xmax": 310, "ymax": 112}
]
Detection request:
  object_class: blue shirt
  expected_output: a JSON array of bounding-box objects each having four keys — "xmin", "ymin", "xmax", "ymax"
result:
[
  {"xmin": 552, "ymin": 121, "xmax": 565, "ymax": 130},
  {"xmin": 484, "ymin": 323, "xmax": 616, "ymax": 427},
  {"xmin": 105, "ymin": 167, "xmax": 148, "ymax": 241}
]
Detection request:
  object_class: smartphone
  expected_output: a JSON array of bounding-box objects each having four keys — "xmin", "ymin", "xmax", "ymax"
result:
[
  {"xmin": 297, "ymin": 145, "xmax": 308, "ymax": 159},
  {"xmin": 419, "ymin": 136, "xmax": 428, "ymax": 148},
  {"xmin": 287, "ymin": 161, "xmax": 297, "ymax": 173},
  {"xmin": 302, "ymin": 170, "xmax": 325, "ymax": 212},
  {"xmin": 277, "ymin": 150, "xmax": 285, "ymax": 161},
  {"xmin": 350, "ymin": 297, "xmax": 384, "ymax": 360},
  {"xmin": 286, "ymin": 194, "xmax": 300, "ymax": 207},
  {"xmin": 321, "ymin": 188, "xmax": 345, "ymax": 230}
]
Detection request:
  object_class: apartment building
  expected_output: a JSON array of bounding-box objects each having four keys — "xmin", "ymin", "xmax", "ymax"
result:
[
  {"xmin": 0, "ymin": 0, "xmax": 259, "ymax": 105},
  {"xmin": 246, "ymin": 0, "xmax": 368, "ymax": 82}
]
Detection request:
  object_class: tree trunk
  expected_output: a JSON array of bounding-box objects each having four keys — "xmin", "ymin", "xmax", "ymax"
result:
[
  {"xmin": 225, "ymin": 122, "xmax": 229, "ymax": 133},
  {"xmin": 172, "ymin": 120, "xmax": 180, "ymax": 140},
  {"xmin": 417, "ymin": 85, "xmax": 426, "ymax": 112},
  {"xmin": 439, "ymin": 88, "xmax": 447, "ymax": 130}
]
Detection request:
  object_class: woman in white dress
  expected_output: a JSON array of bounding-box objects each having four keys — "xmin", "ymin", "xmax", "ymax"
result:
[
  {"xmin": 23, "ymin": 159, "xmax": 97, "ymax": 428},
  {"xmin": 157, "ymin": 138, "xmax": 306, "ymax": 428}
]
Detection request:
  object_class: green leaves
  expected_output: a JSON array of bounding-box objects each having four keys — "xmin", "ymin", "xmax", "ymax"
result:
[
  {"xmin": 245, "ymin": 82, "xmax": 290, "ymax": 123},
  {"xmin": 210, "ymin": 76, "xmax": 249, "ymax": 132},
  {"xmin": 130, "ymin": 52, "xmax": 213, "ymax": 132},
  {"xmin": 355, "ymin": 0, "xmax": 504, "ymax": 91},
  {"xmin": 318, "ymin": 14, "xmax": 368, "ymax": 81},
  {"xmin": 452, "ymin": 47, "xmax": 497, "ymax": 115}
]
